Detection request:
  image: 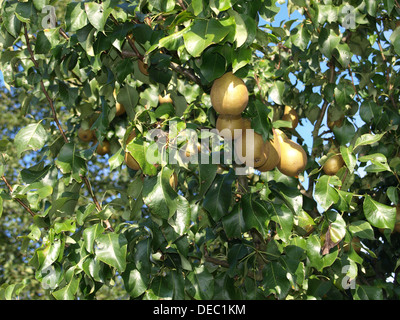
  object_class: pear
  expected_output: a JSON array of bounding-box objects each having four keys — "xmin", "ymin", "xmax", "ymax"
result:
[
  {"xmin": 124, "ymin": 131, "xmax": 140, "ymax": 170},
  {"xmin": 323, "ymin": 145, "xmax": 345, "ymax": 176},
  {"xmin": 78, "ymin": 127, "xmax": 94, "ymax": 142},
  {"xmin": 159, "ymin": 94, "xmax": 173, "ymax": 104},
  {"xmin": 276, "ymin": 129, "xmax": 307, "ymax": 177},
  {"xmin": 235, "ymin": 131, "xmax": 268, "ymax": 168},
  {"xmin": 116, "ymin": 102, "xmax": 126, "ymax": 116},
  {"xmin": 210, "ymin": 72, "xmax": 249, "ymax": 116},
  {"xmin": 216, "ymin": 114, "xmax": 245, "ymax": 140},
  {"xmin": 169, "ymin": 172, "xmax": 178, "ymax": 190},
  {"xmin": 258, "ymin": 129, "xmax": 281, "ymax": 172},
  {"xmin": 281, "ymin": 106, "xmax": 299, "ymax": 129},
  {"xmin": 96, "ymin": 140, "xmax": 111, "ymax": 156}
]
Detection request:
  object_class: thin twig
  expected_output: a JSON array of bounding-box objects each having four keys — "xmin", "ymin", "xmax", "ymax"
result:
[
  {"xmin": 307, "ymin": 60, "xmax": 336, "ymax": 199},
  {"xmin": 23, "ymin": 23, "xmax": 113, "ymax": 231},
  {"xmin": 23, "ymin": 23, "xmax": 69, "ymax": 144},
  {"xmin": 1, "ymin": 175, "xmax": 36, "ymax": 217},
  {"xmin": 82, "ymin": 176, "xmax": 114, "ymax": 232},
  {"xmin": 176, "ymin": 0, "xmax": 187, "ymax": 10}
]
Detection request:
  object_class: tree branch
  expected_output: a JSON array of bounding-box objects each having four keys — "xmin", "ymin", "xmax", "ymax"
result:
[
  {"xmin": 307, "ymin": 60, "xmax": 336, "ymax": 201},
  {"xmin": 1, "ymin": 175, "xmax": 36, "ymax": 218},
  {"xmin": 82, "ymin": 176, "xmax": 114, "ymax": 232},
  {"xmin": 23, "ymin": 23, "xmax": 113, "ymax": 232}
]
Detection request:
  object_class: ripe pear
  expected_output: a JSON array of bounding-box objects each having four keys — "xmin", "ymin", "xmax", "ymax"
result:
[
  {"xmin": 96, "ymin": 140, "xmax": 111, "ymax": 156},
  {"xmin": 216, "ymin": 114, "xmax": 245, "ymax": 140},
  {"xmin": 258, "ymin": 129, "xmax": 281, "ymax": 172},
  {"xmin": 210, "ymin": 72, "xmax": 249, "ymax": 116},
  {"xmin": 124, "ymin": 131, "xmax": 140, "ymax": 170},
  {"xmin": 275, "ymin": 129, "xmax": 307, "ymax": 177},
  {"xmin": 116, "ymin": 102, "xmax": 126, "ymax": 116},
  {"xmin": 323, "ymin": 146, "xmax": 345, "ymax": 176},
  {"xmin": 159, "ymin": 94, "xmax": 173, "ymax": 104},
  {"xmin": 169, "ymin": 172, "xmax": 178, "ymax": 190},
  {"xmin": 235, "ymin": 131, "xmax": 268, "ymax": 168},
  {"xmin": 78, "ymin": 127, "xmax": 94, "ymax": 142},
  {"xmin": 281, "ymin": 106, "xmax": 299, "ymax": 129},
  {"xmin": 327, "ymin": 110, "xmax": 344, "ymax": 130}
]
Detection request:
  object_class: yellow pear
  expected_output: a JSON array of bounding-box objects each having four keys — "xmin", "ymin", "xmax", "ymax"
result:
[
  {"xmin": 78, "ymin": 127, "xmax": 94, "ymax": 142},
  {"xmin": 258, "ymin": 129, "xmax": 281, "ymax": 172},
  {"xmin": 169, "ymin": 172, "xmax": 178, "ymax": 190},
  {"xmin": 216, "ymin": 114, "xmax": 245, "ymax": 140},
  {"xmin": 124, "ymin": 131, "xmax": 140, "ymax": 170},
  {"xmin": 281, "ymin": 106, "xmax": 299, "ymax": 129},
  {"xmin": 236, "ymin": 131, "xmax": 268, "ymax": 168},
  {"xmin": 276, "ymin": 129, "xmax": 307, "ymax": 177},
  {"xmin": 159, "ymin": 94, "xmax": 173, "ymax": 104},
  {"xmin": 323, "ymin": 146, "xmax": 345, "ymax": 176},
  {"xmin": 96, "ymin": 140, "xmax": 111, "ymax": 156},
  {"xmin": 210, "ymin": 72, "xmax": 249, "ymax": 116}
]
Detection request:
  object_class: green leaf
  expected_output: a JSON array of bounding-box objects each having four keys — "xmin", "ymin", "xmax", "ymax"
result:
[
  {"xmin": 363, "ymin": 195, "xmax": 396, "ymax": 230},
  {"xmin": 360, "ymin": 101, "xmax": 381, "ymax": 123},
  {"xmin": 14, "ymin": 123, "xmax": 48, "ymax": 157},
  {"xmin": 291, "ymin": 23, "xmax": 310, "ymax": 51},
  {"xmin": 15, "ymin": 2, "xmax": 36, "ymax": 23},
  {"xmin": 228, "ymin": 9, "xmax": 247, "ymax": 48},
  {"xmin": 186, "ymin": 266, "xmax": 214, "ymax": 300},
  {"xmin": 332, "ymin": 119, "xmax": 355, "ymax": 146},
  {"xmin": 191, "ymin": 0, "xmax": 204, "ymax": 15},
  {"xmin": 249, "ymin": 100, "xmax": 271, "ymax": 141},
  {"xmin": 354, "ymin": 133, "xmax": 385, "ymax": 150},
  {"xmin": 268, "ymin": 81, "xmax": 285, "ymax": 105},
  {"xmin": 83, "ymin": 223, "xmax": 105, "ymax": 254},
  {"xmin": 126, "ymin": 136, "xmax": 158, "ymax": 176},
  {"xmin": 108, "ymin": 148, "xmax": 124, "ymax": 171},
  {"xmin": 54, "ymin": 219, "xmax": 76, "ymax": 234},
  {"xmin": 340, "ymin": 145, "xmax": 356, "ymax": 173},
  {"xmin": 270, "ymin": 202, "xmax": 293, "ymax": 242},
  {"xmin": 202, "ymin": 170, "xmax": 235, "ymax": 222},
  {"xmin": 52, "ymin": 273, "xmax": 81, "ymax": 300},
  {"xmin": 183, "ymin": 19, "xmax": 231, "ymax": 57},
  {"xmin": 262, "ymin": 261, "xmax": 290, "ymax": 299},
  {"xmin": 84, "ymin": 2, "xmax": 111, "ymax": 31},
  {"xmin": 198, "ymin": 163, "xmax": 218, "ymax": 198},
  {"xmin": 65, "ymin": 2, "xmax": 88, "ymax": 32},
  {"xmin": 242, "ymin": 195, "xmax": 271, "ymax": 237},
  {"xmin": 359, "ymin": 153, "xmax": 391, "ymax": 173},
  {"xmin": 348, "ymin": 220, "xmax": 375, "ymax": 240},
  {"xmin": 327, "ymin": 210, "xmax": 346, "ymax": 243},
  {"xmin": 117, "ymin": 85, "xmax": 139, "ymax": 120},
  {"xmin": 142, "ymin": 168, "xmax": 177, "ymax": 217},
  {"xmin": 314, "ymin": 175, "xmax": 340, "ymax": 211},
  {"xmin": 35, "ymin": 29, "xmax": 60, "ymax": 54},
  {"xmin": 198, "ymin": 49, "xmax": 226, "ymax": 82},
  {"xmin": 55, "ymin": 143, "xmax": 87, "ymax": 183},
  {"xmin": 122, "ymin": 264, "xmax": 149, "ymax": 298},
  {"xmin": 222, "ymin": 203, "xmax": 246, "ymax": 238},
  {"xmin": 95, "ymin": 232, "xmax": 128, "ymax": 272},
  {"xmin": 318, "ymin": 28, "xmax": 341, "ymax": 59},
  {"xmin": 149, "ymin": 0, "xmax": 176, "ymax": 12}
]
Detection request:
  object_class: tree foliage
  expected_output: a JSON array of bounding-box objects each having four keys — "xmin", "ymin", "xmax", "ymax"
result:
[{"xmin": 1, "ymin": 0, "xmax": 400, "ymax": 300}]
